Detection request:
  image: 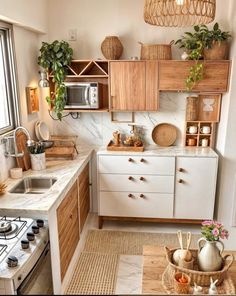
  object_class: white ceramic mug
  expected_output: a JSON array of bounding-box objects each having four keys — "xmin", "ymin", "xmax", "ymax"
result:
[
  {"xmin": 200, "ymin": 126, "xmax": 211, "ymax": 134},
  {"xmin": 187, "ymin": 126, "xmax": 198, "ymax": 134},
  {"xmin": 201, "ymin": 138, "xmax": 209, "ymax": 147}
]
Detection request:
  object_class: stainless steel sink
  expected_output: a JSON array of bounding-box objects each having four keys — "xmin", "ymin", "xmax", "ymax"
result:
[{"xmin": 9, "ymin": 177, "xmax": 57, "ymax": 194}]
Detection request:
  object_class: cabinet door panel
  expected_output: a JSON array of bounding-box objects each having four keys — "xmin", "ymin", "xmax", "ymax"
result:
[
  {"xmin": 146, "ymin": 60, "xmax": 159, "ymax": 111},
  {"xmin": 57, "ymin": 181, "xmax": 79, "ymax": 281},
  {"xmin": 79, "ymin": 164, "xmax": 90, "ymax": 232},
  {"xmin": 99, "ymin": 191, "xmax": 173, "ymax": 218},
  {"xmin": 175, "ymin": 157, "xmax": 218, "ymax": 219},
  {"xmin": 99, "ymin": 174, "xmax": 174, "ymax": 193},
  {"xmin": 159, "ymin": 61, "xmax": 230, "ymax": 92},
  {"xmin": 110, "ymin": 61, "xmax": 146, "ymax": 110}
]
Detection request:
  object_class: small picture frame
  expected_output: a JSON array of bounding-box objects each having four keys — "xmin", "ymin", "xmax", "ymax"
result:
[
  {"xmin": 26, "ymin": 87, "xmax": 39, "ymax": 114},
  {"xmin": 198, "ymin": 93, "xmax": 222, "ymax": 122}
]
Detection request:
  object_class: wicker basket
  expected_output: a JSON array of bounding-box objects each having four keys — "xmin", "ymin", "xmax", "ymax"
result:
[
  {"xmin": 204, "ymin": 41, "xmax": 229, "ymax": 60},
  {"xmin": 165, "ymin": 246, "xmax": 234, "ymax": 287},
  {"xmin": 139, "ymin": 41, "xmax": 173, "ymax": 60},
  {"xmin": 101, "ymin": 36, "xmax": 123, "ymax": 60}
]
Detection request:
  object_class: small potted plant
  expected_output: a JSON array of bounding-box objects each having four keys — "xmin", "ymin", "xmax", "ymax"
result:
[
  {"xmin": 197, "ymin": 220, "xmax": 229, "ymax": 272},
  {"xmin": 28, "ymin": 141, "xmax": 46, "ymax": 171},
  {"xmin": 38, "ymin": 40, "xmax": 73, "ymax": 120}
]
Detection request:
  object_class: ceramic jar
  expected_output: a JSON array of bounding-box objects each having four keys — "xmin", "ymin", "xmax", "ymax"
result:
[
  {"xmin": 197, "ymin": 237, "xmax": 224, "ymax": 271},
  {"xmin": 30, "ymin": 153, "xmax": 46, "ymax": 171},
  {"xmin": 101, "ymin": 36, "xmax": 123, "ymax": 60}
]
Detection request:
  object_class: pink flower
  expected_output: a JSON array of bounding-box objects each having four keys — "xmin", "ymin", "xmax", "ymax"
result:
[
  {"xmin": 212, "ymin": 228, "xmax": 219, "ymax": 237},
  {"xmin": 202, "ymin": 220, "xmax": 213, "ymax": 226},
  {"xmin": 220, "ymin": 229, "xmax": 229, "ymax": 240}
]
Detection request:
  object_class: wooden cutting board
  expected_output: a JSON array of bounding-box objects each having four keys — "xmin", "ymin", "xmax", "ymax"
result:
[{"xmin": 15, "ymin": 131, "xmax": 31, "ymax": 171}]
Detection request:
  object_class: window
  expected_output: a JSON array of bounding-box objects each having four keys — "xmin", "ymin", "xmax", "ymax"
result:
[{"xmin": 0, "ymin": 21, "xmax": 19, "ymax": 135}]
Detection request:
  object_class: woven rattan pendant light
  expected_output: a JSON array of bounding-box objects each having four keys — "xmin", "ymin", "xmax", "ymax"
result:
[{"xmin": 144, "ymin": 0, "xmax": 216, "ymax": 27}]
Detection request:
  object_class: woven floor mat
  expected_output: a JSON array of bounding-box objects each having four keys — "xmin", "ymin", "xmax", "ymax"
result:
[
  {"xmin": 83, "ymin": 229, "xmax": 200, "ymax": 255},
  {"xmin": 66, "ymin": 252, "xmax": 119, "ymax": 295}
]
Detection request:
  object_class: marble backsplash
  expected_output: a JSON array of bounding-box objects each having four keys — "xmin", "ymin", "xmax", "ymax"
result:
[{"xmin": 49, "ymin": 92, "xmax": 187, "ymax": 147}]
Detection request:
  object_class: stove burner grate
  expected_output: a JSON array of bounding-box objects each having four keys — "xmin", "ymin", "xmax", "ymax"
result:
[{"xmin": 0, "ymin": 217, "xmax": 27, "ymax": 240}]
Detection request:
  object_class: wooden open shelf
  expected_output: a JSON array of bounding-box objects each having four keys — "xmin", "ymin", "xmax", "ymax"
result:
[{"xmin": 64, "ymin": 108, "xmax": 109, "ymax": 113}]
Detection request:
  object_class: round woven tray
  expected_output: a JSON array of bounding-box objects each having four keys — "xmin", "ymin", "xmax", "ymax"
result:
[
  {"xmin": 152, "ymin": 123, "xmax": 177, "ymax": 147},
  {"xmin": 162, "ymin": 264, "xmax": 235, "ymax": 295},
  {"xmin": 165, "ymin": 246, "xmax": 234, "ymax": 287}
]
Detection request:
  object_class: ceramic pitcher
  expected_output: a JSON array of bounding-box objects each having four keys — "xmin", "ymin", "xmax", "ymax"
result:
[{"xmin": 197, "ymin": 237, "xmax": 224, "ymax": 271}]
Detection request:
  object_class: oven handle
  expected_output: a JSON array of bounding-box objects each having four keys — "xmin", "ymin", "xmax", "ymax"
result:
[{"xmin": 85, "ymin": 86, "xmax": 90, "ymax": 106}]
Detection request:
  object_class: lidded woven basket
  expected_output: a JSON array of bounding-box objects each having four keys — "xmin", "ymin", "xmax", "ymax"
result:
[{"xmin": 101, "ymin": 36, "xmax": 123, "ymax": 60}]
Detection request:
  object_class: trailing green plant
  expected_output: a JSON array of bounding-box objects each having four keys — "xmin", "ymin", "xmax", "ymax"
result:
[
  {"xmin": 175, "ymin": 23, "xmax": 231, "ymax": 90},
  {"xmin": 38, "ymin": 40, "xmax": 73, "ymax": 120}
]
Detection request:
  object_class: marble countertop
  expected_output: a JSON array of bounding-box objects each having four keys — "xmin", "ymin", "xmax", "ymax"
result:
[
  {"xmin": 0, "ymin": 147, "xmax": 94, "ymax": 217},
  {"xmin": 97, "ymin": 145, "xmax": 218, "ymax": 158}
]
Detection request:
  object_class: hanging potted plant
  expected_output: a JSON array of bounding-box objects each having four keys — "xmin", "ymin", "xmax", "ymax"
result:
[
  {"xmin": 175, "ymin": 23, "xmax": 231, "ymax": 90},
  {"xmin": 38, "ymin": 40, "xmax": 73, "ymax": 120}
]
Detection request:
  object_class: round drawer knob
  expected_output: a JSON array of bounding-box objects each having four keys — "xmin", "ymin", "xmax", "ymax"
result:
[
  {"xmin": 128, "ymin": 158, "xmax": 133, "ymax": 162},
  {"xmin": 128, "ymin": 194, "xmax": 133, "ymax": 198},
  {"xmin": 140, "ymin": 158, "xmax": 145, "ymax": 163},
  {"xmin": 140, "ymin": 177, "xmax": 145, "ymax": 181},
  {"xmin": 128, "ymin": 176, "xmax": 133, "ymax": 180},
  {"xmin": 140, "ymin": 194, "xmax": 145, "ymax": 198},
  {"xmin": 178, "ymin": 179, "xmax": 184, "ymax": 183},
  {"xmin": 178, "ymin": 168, "xmax": 184, "ymax": 172}
]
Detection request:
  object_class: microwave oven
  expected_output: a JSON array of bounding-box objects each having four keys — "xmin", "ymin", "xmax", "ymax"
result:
[{"xmin": 64, "ymin": 82, "xmax": 101, "ymax": 109}]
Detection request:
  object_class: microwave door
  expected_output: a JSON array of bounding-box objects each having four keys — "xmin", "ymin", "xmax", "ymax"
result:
[
  {"xmin": 65, "ymin": 85, "xmax": 90, "ymax": 108},
  {"xmin": 84, "ymin": 86, "xmax": 90, "ymax": 107}
]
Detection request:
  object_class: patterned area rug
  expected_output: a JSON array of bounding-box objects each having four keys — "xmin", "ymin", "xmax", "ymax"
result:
[{"xmin": 66, "ymin": 230, "xmax": 200, "ymax": 295}]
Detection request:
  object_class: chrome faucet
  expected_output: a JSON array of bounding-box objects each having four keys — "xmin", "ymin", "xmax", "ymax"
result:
[{"xmin": 4, "ymin": 126, "xmax": 33, "ymax": 157}]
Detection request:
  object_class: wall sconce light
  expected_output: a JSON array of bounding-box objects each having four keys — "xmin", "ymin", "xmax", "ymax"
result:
[{"xmin": 38, "ymin": 69, "xmax": 49, "ymax": 88}]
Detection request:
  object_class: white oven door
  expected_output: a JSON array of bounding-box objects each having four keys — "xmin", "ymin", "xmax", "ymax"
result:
[{"xmin": 17, "ymin": 244, "xmax": 53, "ymax": 295}]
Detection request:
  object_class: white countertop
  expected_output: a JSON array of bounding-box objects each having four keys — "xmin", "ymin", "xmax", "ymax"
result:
[
  {"xmin": 0, "ymin": 147, "xmax": 93, "ymax": 217},
  {"xmin": 97, "ymin": 145, "xmax": 218, "ymax": 157}
]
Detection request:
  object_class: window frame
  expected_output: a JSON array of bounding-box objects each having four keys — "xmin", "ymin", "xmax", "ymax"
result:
[{"xmin": 0, "ymin": 21, "xmax": 20, "ymax": 135}]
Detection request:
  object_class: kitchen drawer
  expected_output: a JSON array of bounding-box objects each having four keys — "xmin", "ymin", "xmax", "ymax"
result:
[
  {"xmin": 99, "ymin": 174, "xmax": 174, "ymax": 193},
  {"xmin": 99, "ymin": 191, "xmax": 173, "ymax": 218},
  {"xmin": 98, "ymin": 155, "xmax": 175, "ymax": 175}
]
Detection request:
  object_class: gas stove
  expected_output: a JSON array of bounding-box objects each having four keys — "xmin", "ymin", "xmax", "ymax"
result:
[{"xmin": 0, "ymin": 216, "xmax": 49, "ymax": 295}]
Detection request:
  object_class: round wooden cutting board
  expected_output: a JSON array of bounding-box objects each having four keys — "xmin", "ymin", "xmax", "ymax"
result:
[{"xmin": 152, "ymin": 123, "xmax": 177, "ymax": 147}]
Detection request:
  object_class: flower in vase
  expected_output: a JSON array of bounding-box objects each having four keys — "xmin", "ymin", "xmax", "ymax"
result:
[{"xmin": 201, "ymin": 220, "xmax": 229, "ymax": 241}]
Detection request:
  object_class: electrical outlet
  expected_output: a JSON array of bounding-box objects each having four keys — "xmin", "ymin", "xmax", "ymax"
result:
[{"xmin": 68, "ymin": 29, "xmax": 77, "ymax": 41}]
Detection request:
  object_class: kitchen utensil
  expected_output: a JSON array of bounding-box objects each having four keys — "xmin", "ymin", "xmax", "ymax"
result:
[
  {"xmin": 35, "ymin": 121, "xmax": 41, "ymax": 141},
  {"xmin": 38, "ymin": 121, "xmax": 50, "ymax": 141},
  {"xmin": 187, "ymin": 138, "xmax": 197, "ymax": 146},
  {"xmin": 152, "ymin": 123, "xmax": 177, "ymax": 147},
  {"xmin": 200, "ymin": 126, "xmax": 211, "ymax": 134},
  {"xmin": 201, "ymin": 138, "xmax": 209, "ymax": 147},
  {"xmin": 15, "ymin": 131, "xmax": 31, "ymax": 171},
  {"xmin": 187, "ymin": 126, "xmax": 198, "ymax": 134},
  {"xmin": 180, "ymin": 232, "xmax": 192, "ymax": 261},
  {"xmin": 42, "ymin": 140, "xmax": 54, "ymax": 149}
]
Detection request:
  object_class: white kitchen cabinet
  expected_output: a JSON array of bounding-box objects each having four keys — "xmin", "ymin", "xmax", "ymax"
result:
[{"xmin": 174, "ymin": 157, "xmax": 218, "ymax": 220}]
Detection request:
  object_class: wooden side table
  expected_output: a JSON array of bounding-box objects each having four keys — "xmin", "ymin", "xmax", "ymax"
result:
[{"xmin": 142, "ymin": 245, "xmax": 236, "ymax": 295}]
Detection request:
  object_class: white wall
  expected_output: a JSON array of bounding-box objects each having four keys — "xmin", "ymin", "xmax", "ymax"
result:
[
  {"xmin": 215, "ymin": 0, "xmax": 236, "ymax": 249},
  {"xmin": 47, "ymin": 0, "xmax": 230, "ymax": 60},
  {"xmin": 0, "ymin": 2, "xmax": 49, "ymax": 182},
  {"xmin": 0, "ymin": 0, "xmax": 48, "ymax": 33}
]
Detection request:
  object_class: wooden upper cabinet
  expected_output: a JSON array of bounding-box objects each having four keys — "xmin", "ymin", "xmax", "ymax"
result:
[
  {"xmin": 109, "ymin": 61, "xmax": 159, "ymax": 111},
  {"xmin": 159, "ymin": 60, "xmax": 230, "ymax": 92}
]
